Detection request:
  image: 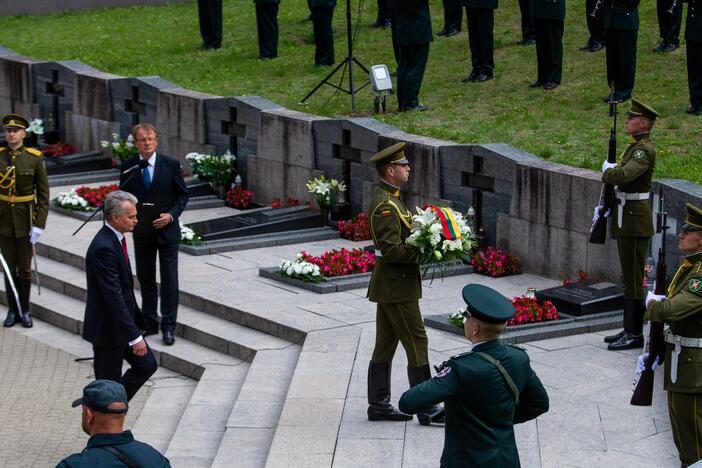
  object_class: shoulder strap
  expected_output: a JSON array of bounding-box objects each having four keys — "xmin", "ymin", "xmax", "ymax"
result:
[
  {"xmin": 98, "ymin": 445, "xmax": 140, "ymax": 468},
  {"xmin": 474, "ymin": 352, "xmax": 520, "ymax": 402}
]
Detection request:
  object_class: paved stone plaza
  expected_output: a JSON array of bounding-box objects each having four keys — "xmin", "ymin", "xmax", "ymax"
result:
[{"xmin": 0, "ymin": 196, "xmax": 682, "ymax": 467}]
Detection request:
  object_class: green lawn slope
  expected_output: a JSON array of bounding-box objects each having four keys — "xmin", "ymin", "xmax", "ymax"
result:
[{"xmin": 0, "ymin": 0, "xmax": 699, "ymax": 182}]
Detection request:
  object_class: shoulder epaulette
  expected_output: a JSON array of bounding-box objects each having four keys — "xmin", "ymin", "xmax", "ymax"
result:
[
  {"xmin": 0, "ymin": 147, "xmax": 6, "ymax": 153},
  {"xmin": 26, "ymin": 148, "xmax": 42, "ymax": 156},
  {"xmin": 508, "ymin": 343, "xmax": 527, "ymax": 352},
  {"xmin": 450, "ymin": 351, "xmax": 473, "ymax": 360},
  {"xmin": 695, "ymin": 262, "xmax": 702, "ymax": 274}
]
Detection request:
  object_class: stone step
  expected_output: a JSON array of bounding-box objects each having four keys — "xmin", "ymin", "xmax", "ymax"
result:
[
  {"xmin": 33, "ymin": 255, "xmax": 293, "ymax": 362},
  {"xmin": 188, "ymin": 194, "xmax": 225, "ymax": 210},
  {"xmin": 48, "ymin": 169, "xmax": 119, "ymax": 187}
]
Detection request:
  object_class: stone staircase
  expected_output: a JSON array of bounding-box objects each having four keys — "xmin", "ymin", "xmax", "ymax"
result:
[{"xmin": 0, "ymin": 241, "xmax": 302, "ymax": 467}]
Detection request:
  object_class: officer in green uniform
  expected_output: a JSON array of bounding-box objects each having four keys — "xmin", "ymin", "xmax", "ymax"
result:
[
  {"xmin": 366, "ymin": 142, "xmax": 443, "ymax": 425},
  {"xmin": 462, "ymin": 0, "xmax": 498, "ymax": 83},
  {"xmin": 390, "ymin": 0, "xmax": 432, "ymax": 111},
  {"xmin": 602, "ymin": 0, "xmax": 640, "ymax": 103},
  {"xmin": 530, "ymin": 0, "xmax": 565, "ymax": 90},
  {"xmin": 254, "ymin": 0, "xmax": 280, "ymax": 60},
  {"xmin": 644, "ymin": 203, "xmax": 702, "ymax": 467},
  {"xmin": 399, "ymin": 284, "xmax": 549, "ymax": 467},
  {"xmin": 0, "ymin": 114, "xmax": 48, "ymax": 329},
  {"xmin": 57, "ymin": 380, "xmax": 171, "ymax": 467},
  {"xmin": 309, "ymin": 0, "xmax": 336, "ymax": 66},
  {"xmin": 685, "ymin": 0, "xmax": 702, "ymax": 115},
  {"xmin": 599, "ymin": 99, "xmax": 659, "ymax": 350}
]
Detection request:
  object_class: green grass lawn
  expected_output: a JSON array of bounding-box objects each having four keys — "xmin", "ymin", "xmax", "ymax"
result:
[{"xmin": 0, "ymin": 0, "xmax": 700, "ymax": 183}]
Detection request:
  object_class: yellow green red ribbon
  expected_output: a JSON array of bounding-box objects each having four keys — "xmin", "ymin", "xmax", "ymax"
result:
[{"xmin": 425, "ymin": 205, "xmax": 461, "ymax": 240}]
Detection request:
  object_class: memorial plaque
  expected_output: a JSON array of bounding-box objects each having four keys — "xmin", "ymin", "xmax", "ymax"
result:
[
  {"xmin": 44, "ymin": 150, "xmax": 112, "ymax": 176},
  {"xmin": 536, "ymin": 282, "xmax": 624, "ymax": 316}
]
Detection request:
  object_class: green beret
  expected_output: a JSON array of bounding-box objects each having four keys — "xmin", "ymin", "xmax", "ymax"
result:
[
  {"xmin": 462, "ymin": 284, "xmax": 515, "ymax": 324},
  {"xmin": 370, "ymin": 142, "xmax": 409, "ymax": 166},
  {"xmin": 626, "ymin": 99, "xmax": 660, "ymax": 121},
  {"xmin": 682, "ymin": 203, "xmax": 702, "ymax": 232},
  {"xmin": 2, "ymin": 114, "xmax": 29, "ymax": 130}
]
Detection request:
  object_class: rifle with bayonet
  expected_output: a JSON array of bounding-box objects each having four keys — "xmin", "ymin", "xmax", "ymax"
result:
[
  {"xmin": 589, "ymin": 83, "xmax": 618, "ymax": 244},
  {"xmin": 631, "ymin": 187, "xmax": 668, "ymax": 406}
]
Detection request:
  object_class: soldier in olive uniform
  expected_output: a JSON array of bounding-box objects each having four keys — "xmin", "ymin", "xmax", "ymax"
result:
[
  {"xmin": 602, "ymin": 0, "xmax": 640, "ymax": 103},
  {"xmin": 463, "ymin": 0, "xmax": 498, "ymax": 83},
  {"xmin": 644, "ymin": 203, "xmax": 702, "ymax": 467},
  {"xmin": 530, "ymin": 0, "xmax": 565, "ymax": 90},
  {"xmin": 310, "ymin": 0, "xmax": 336, "ymax": 66},
  {"xmin": 366, "ymin": 142, "xmax": 443, "ymax": 425},
  {"xmin": 390, "ymin": 0, "xmax": 432, "ymax": 111},
  {"xmin": 399, "ymin": 284, "xmax": 549, "ymax": 467},
  {"xmin": 598, "ymin": 99, "xmax": 659, "ymax": 350},
  {"xmin": 580, "ymin": 0, "xmax": 606, "ymax": 52},
  {"xmin": 653, "ymin": 0, "xmax": 683, "ymax": 52},
  {"xmin": 438, "ymin": 0, "xmax": 463, "ymax": 37},
  {"xmin": 255, "ymin": 0, "xmax": 280, "ymax": 60},
  {"xmin": 197, "ymin": 0, "xmax": 222, "ymax": 50},
  {"xmin": 685, "ymin": 0, "xmax": 702, "ymax": 115},
  {"xmin": 0, "ymin": 114, "xmax": 49, "ymax": 329}
]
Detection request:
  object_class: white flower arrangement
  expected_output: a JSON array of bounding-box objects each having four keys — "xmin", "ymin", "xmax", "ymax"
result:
[
  {"xmin": 179, "ymin": 222, "xmax": 203, "ymax": 246},
  {"xmin": 305, "ymin": 175, "xmax": 346, "ymax": 208},
  {"xmin": 186, "ymin": 150, "xmax": 237, "ymax": 185},
  {"xmin": 26, "ymin": 118, "xmax": 44, "ymax": 135},
  {"xmin": 53, "ymin": 189, "xmax": 90, "ymax": 211},
  {"xmin": 279, "ymin": 254, "xmax": 323, "ymax": 283},
  {"xmin": 449, "ymin": 308, "xmax": 467, "ymax": 328},
  {"xmin": 100, "ymin": 133, "xmax": 137, "ymax": 161},
  {"xmin": 405, "ymin": 206, "xmax": 476, "ymax": 266}
]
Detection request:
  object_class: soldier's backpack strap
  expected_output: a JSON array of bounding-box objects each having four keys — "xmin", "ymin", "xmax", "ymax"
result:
[
  {"xmin": 97, "ymin": 445, "xmax": 140, "ymax": 468},
  {"xmin": 474, "ymin": 352, "xmax": 520, "ymax": 402}
]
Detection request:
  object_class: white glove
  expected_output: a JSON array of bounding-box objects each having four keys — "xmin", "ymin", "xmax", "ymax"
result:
[
  {"xmin": 592, "ymin": 206, "xmax": 612, "ymax": 223},
  {"xmin": 645, "ymin": 290, "xmax": 667, "ymax": 308},
  {"xmin": 636, "ymin": 352, "xmax": 661, "ymax": 375},
  {"xmin": 601, "ymin": 160, "xmax": 618, "ymax": 174},
  {"xmin": 29, "ymin": 226, "xmax": 43, "ymax": 244}
]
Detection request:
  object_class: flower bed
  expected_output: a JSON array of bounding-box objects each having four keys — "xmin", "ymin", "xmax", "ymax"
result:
[
  {"xmin": 300, "ymin": 248, "xmax": 375, "ymax": 277},
  {"xmin": 225, "ymin": 186, "xmax": 254, "ymax": 209},
  {"xmin": 338, "ymin": 213, "xmax": 371, "ymax": 241},
  {"xmin": 471, "ymin": 246, "xmax": 521, "ymax": 278},
  {"xmin": 101, "ymin": 133, "xmax": 138, "ymax": 161},
  {"xmin": 186, "ymin": 151, "xmax": 237, "ymax": 186},
  {"xmin": 42, "ymin": 141, "xmax": 75, "ymax": 157},
  {"xmin": 53, "ymin": 184, "xmax": 118, "ymax": 211},
  {"xmin": 508, "ymin": 296, "xmax": 558, "ymax": 326}
]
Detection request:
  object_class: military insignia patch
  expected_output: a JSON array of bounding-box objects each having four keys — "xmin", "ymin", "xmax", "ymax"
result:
[
  {"xmin": 633, "ymin": 150, "xmax": 646, "ymax": 160},
  {"xmin": 689, "ymin": 278, "xmax": 702, "ymax": 294},
  {"xmin": 436, "ymin": 366, "xmax": 452, "ymax": 378}
]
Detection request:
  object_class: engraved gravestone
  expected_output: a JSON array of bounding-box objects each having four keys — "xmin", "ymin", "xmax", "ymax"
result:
[{"xmin": 536, "ymin": 282, "xmax": 624, "ymax": 316}]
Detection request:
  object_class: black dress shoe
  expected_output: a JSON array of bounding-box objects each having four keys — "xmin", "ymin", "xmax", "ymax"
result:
[
  {"xmin": 579, "ymin": 43, "xmax": 592, "ymax": 51},
  {"xmin": 520, "ymin": 39, "xmax": 536, "ymax": 46},
  {"xmin": 589, "ymin": 43, "xmax": 605, "ymax": 52},
  {"xmin": 476, "ymin": 73, "xmax": 493, "ymax": 82},
  {"xmin": 20, "ymin": 312, "xmax": 32, "ymax": 328},
  {"xmin": 603, "ymin": 95, "xmax": 629, "ymax": 104},
  {"xmin": 403, "ymin": 104, "xmax": 429, "ymax": 112},
  {"xmin": 652, "ymin": 42, "xmax": 665, "ymax": 52},
  {"xmin": 604, "ymin": 330, "xmax": 625, "ymax": 344},
  {"xmin": 462, "ymin": 71, "xmax": 478, "ymax": 83},
  {"xmin": 371, "ymin": 19, "xmax": 384, "ymax": 28},
  {"xmin": 3, "ymin": 310, "xmax": 18, "ymax": 328},
  {"xmin": 143, "ymin": 326, "xmax": 159, "ymax": 336},
  {"xmin": 437, "ymin": 28, "xmax": 448, "ymax": 36},
  {"xmin": 607, "ymin": 331, "xmax": 644, "ymax": 351},
  {"xmin": 382, "ymin": 19, "xmax": 391, "ymax": 28},
  {"xmin": 163, "ymin": 331, "xmax": 175, "ymax": 346},
  {"xmin": 543, "ymin": 82, "xmax": 559, "ymax": 90},
  {"xmin": 444, "ymin": 28, "xmax": 460, "ymax": 37},
  {"xmin": 529, "ymin": 80, "xmax": 544, "ymax": 88},
  {"xmin": 662, "ymin": 42, "xmax": 679, "ymax": 52},
  {"xmin": 367, "ymin": 403, "xmax": 413, "ymax": 421}
]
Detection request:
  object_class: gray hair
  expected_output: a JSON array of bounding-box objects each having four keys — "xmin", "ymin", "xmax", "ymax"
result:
[{"xmin": 104, "ymin": 190, "xmax": 138, "ymax": 219}]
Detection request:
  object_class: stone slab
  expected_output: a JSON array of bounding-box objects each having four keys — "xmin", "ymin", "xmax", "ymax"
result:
[{"xmin": 179, "ymin": 227, "xmax": 339, "ymax": 255}]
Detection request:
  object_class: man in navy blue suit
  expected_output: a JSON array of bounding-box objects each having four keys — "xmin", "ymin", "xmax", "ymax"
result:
[
  {"xmin": 83, "ymin": 191, "xmax": 157, "ymax": 401},
  {"xmin": 120, "ymin": 124, "xmax": 188, "ymax": 346}
]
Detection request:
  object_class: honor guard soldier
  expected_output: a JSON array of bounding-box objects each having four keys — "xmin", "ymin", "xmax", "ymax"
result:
[
  {"xmin": 366, "ymin": 142, "xmax": 443, "ymax": 425},
  {"xmin": 602, "ymin": 0, "xmax": 640, "ymax": 103},
  {"xmin": 0, "ymin": 114, "xmax": 48, "ymax": 329},
  {"xmin": 399, "ymin": 284, "xmax": 549, "ymax": 467},
  {"xmin": 600, "ymin": 99, "xmax": 660, "ymax": 350},
  {"xmin": 644, "ymin": 203, "xmax": 702, "ymax": 467},
  {"xmin": 685, "ymin": 0, "xmax": 702, "ymax": 115}
]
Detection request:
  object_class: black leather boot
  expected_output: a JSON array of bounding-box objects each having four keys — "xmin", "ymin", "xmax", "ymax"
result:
[
  {"xmin": 18, "ymin": 278, "xmax": 33, "ymax": 328},
  {"xmin": 407, "ymin": 364, "xmax": 445, "ymax": 426},
  {"xmin": 608, "ymin": 298, "xmax": 643, "ymax": 350},
  {"xmin": 367, "ymin": 361, "xmax": 413, "ymax": 421},
  {"xmin": 3, "ymin": 276, "xmax": 19, "ymax": 327}
]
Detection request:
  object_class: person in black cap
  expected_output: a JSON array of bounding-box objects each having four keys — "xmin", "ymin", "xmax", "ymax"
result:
[
  {"xmin": 599, "ymin": 98, "xmax": 660, "ymax": 351},
  {"xmin": 644, "ymin": 202, "xmax": 702, "ymax": 467},
  {"xmin": 57, "ymin": 379, "xmax": 170, "ymax": 467},
  {"xmin": 365, "ymin": 142, "xmax": 443, "ymax": 426},
  {"xmin": 1, "ymin": 114, "xmax": 49, "ymax": 329},
  {"xmin": 399, "ymin": 284, "xmax": 549, "ymax": 467}
]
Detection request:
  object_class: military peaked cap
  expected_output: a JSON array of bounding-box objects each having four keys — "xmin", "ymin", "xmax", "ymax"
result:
[
  {"xmin": 370, "ymin": 142, "xmax": 409, "ymax": 166},
  {"xmin": 2, "ymin": 114, "xmax": 29, "ymax": 130},
  {"xmin": 682, "ymin": 203, "xmax": 702, "ymax": 232},
  {"xmin": 461, "ymin": 284, "xmax": 515, "ymax": 324},
  {"xmin": 626, "ymin": 99, "xmax": 660, "ymax": 121}
]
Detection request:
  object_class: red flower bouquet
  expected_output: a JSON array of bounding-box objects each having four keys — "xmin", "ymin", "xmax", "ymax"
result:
[
  {"xmin": 75, "ymin": 184, "xmax": 118, "ymax": 208},
  {"xmin": 337, "ymin": 213, "xmax": 371, "ymax": 241},
  {"xmin": 471, "ymin": 246, "xmax": 521, "ymax": 278},
  {"xmin": 42, "ymin": 141, "xmax": 75, "ymax": 158},
  {"xmin": 226, "ymin": 186, "xmax": 255, "ymax": 209},
  {"xmin": 299, "ymin": 248, "xmax": 375, "ymax": 278},
  {"xmin": 508, "ymin": 296, "xmax": 558, "ymax": 326}
]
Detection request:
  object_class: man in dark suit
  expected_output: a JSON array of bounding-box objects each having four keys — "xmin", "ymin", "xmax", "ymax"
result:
[
  {"xmin": 120, "ymin": 124, "xmax": 188, "ymax": 346},
  {"xmin": 310, "ymin": 0, "xmax": 336, "ymax": 67},
  {"xmin": 390, "ymin": 0, "xmax": 433, "ymax": 111},
  {"xmin": 463, "ymin": 0, "xmax": 498, "ymax": 83},
  {"xmin": 255, "ymin": 0, "xmax": 280, "ymax": 60},
  {"xmin": 197, "ymin": 0, "xmax": 222, "ymax": 50},
  {"xmin": 686, "ymin": 0, "xmax": 702, "ymax": 115},
  {"xmin": 438, "ymin": 0, "xmax": 463, "ymax": 37},
  {"xmin": 83, "ymin": 191, "xmax": 157, "ymax": 401},
  {"xmin": 530, "ymin": 0, "xmax": 565, "ymax": 90},
  {"xmin": 399, "ymin": 284, "xmax": 549, "ymax": 467}
]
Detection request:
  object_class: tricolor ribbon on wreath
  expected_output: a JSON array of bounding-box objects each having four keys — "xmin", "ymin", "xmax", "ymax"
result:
[{"xmin": 423, "ymin": 205, "xmax": 461, "ymax": 240}]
